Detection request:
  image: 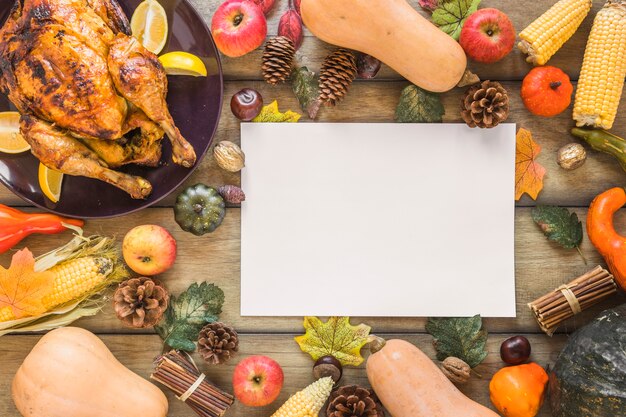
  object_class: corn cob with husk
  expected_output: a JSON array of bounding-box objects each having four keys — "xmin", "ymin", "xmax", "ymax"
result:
[
  {"xmin": 573, "ymin": 0, "xmax": 626, "ymax": 129},
  {"xmin": 270, "ymin": 377, "xmax": 334, "ymax": 417},
  {"xmin": 0, "ymin": 233, "xmax": 127, "ymax": 334},
  {"xmin": 518, "ymin": 0, "xmax": 592, "ymax": 65}
]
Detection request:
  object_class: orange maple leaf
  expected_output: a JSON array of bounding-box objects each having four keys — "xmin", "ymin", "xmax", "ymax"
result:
[
  {"xmin": 515, "ymin": 128, "xmax": 546, "ymax": 200},
  {"xmin": 0, "ymin": 248, "xmax": 55, "ymax": 319}
]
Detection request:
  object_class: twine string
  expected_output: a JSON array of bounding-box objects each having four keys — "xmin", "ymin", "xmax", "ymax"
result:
[
  {"xmin": 178, "ymin": 373, "xmax": 206, "ymax": 402},
  {"xmin": 558, "ymin": 284, "xmax": 582, "ymax": 314}
]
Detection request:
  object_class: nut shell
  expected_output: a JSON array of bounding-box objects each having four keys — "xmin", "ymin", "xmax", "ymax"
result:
[
  {"xmin": 557, "ymin": 143, "xmax": 586, "ymax": 170},
  {"xmin": 213, "ymin": 141, "xmax": 245, "ymax": 173},
  {"xmin": 313, "ymin": 355, "xmax": 343, "ymax": 382},
  {"xmin": 440, "ymin": 356, "xmax": 471, "ymax": 384}
]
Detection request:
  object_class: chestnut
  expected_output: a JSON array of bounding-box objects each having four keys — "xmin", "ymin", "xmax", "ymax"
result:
[
  {"xmin": 313, "ymin": 355, "xmax": 342, "ymax": 382},
  {"xmin": 230, "ymin": 88, "xmax": 263, "ymax": 121},
  {"xmin": 500, "ymin": 335, "xmax": 531, "ymax": 365}
]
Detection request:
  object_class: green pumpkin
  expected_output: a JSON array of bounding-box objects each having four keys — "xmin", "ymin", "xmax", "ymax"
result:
[
  {"xmin": 174, "ymin": 184, "xmax": 225, "ymax": 236},
  {"xmin": 549, "ymin": 303, "xmax": 626, "ymax": 417}
]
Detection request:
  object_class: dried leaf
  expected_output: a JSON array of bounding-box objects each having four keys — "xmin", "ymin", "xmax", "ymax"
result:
[
  {"xmin": 515, "ymin": 128, "xmax": 546, "ymax": 200},
  {"xmin": 419, "ymin": 0, "xmax": 440, "ymax": 12},
  {"xmin": 252, "ymin": 100, "xmax": 301, "ymax": 123},
  {"xmin": 292, "ymin": 66, "xmax": 321, "ymax": 119},
  {"xmin": 293, "ymin": 0, "xmax": 301, "ymax": 14},
  {"xmin": 155, "ymin": 282, "xmax": 224, "ymax": 352},
  {"xmin": 532, "ymin": 206, "xmax": 585, "ymax": 262},
  {"xmin": 432, "ymin": 0, "xmax": 481, "ymax": 40},
  {"xmin": 295, "ymin": 316, "xmax": 371, "ymax": 366},
  {"xmin": 0, "ymin": 249, "xmax": 55, "ymax": 319},
  {"xmin": 426, "ymin": 315, "xmax": 488, "ymax": 368},
  {"xmin": 395, "ymin": 84, "xmax": 444, "ymax": 123},
  {"xmin": 278, "ymin": 9, "xmax": 303, "ymax": 50}
]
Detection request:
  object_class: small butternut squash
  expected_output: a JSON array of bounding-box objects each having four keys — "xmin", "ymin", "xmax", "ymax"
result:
[
  {"xmin": 301, "ymin": 0, "xmax": 467, "ymax": 92},
  {"xmin": 12, "ymin": 327, "xmax": 168, "ymax": 417},
  {"xmin": 366, "ymin": 338, "xmax": 499, "ymax": 417}
]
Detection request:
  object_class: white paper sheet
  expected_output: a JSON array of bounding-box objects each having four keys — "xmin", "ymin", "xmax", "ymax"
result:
[{"xmin": 240, "ymin": 123, "xmax": 516, "ymax": 317}]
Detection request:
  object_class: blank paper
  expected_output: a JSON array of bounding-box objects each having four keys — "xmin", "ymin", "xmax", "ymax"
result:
[{"xmin": 240, "ymin": 123, "xmax": 516, "ymax": 317}]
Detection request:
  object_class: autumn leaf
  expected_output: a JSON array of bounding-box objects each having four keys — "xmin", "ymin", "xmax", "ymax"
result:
[
  {"xmin": 0, "ymin": 248, "xmax": 55, "ymax": 319},
  {"xmin": 432, "ymin": 0, "xmax": 481, "ymax": 40},
  {"xmin": 532, "ymin": 206, "xmax": 586, "ymax": 262},
  {"xmin": 515, "ymin": 128, "xmax": 546, "ymax": 200},
  {"xmin": 295, "ymin": 316, "xmax": 371, "ymax": 366},
  {"xmin": 292, "ymin": 66, "xmax": 321, "ymax": 119},
  {"xmin": 425, "ymin": 315, "xmax": 488, "ymax": 368},
  {"xmin": 252, "ymin": 100, "xmax": 301, "ymax": 123}
]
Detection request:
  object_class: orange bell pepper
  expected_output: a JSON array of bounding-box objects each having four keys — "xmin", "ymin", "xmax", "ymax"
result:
[{"xmin": 489, "ymin": 362, "xmax": 548, "ymax": 417}]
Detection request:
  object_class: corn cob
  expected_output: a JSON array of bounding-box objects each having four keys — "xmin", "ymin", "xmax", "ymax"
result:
[
  {"xmin": 574, "ymin": 0, "xmax": 626, "ymax": 129},
  {"xmin": 518, "ymin": 0, "xmax": 592, "ymax": 65},
  {"xmin": 270, "ymin": 377, "xmax": 334, "ymax": 417},
  {"xmin": 0, "ymin": 256, "xmax": 113, "ymax": 323}
]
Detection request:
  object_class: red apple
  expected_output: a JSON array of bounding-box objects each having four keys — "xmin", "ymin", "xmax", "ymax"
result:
[
  {"xmin": 122, "ymin": 225, "xmax": 177, "ymax": 276},
  {"xmin": 253, "ymin": 0, "xmax": 276, "ymax": 15},
  {"xmin": 212, "ymin": 0, "xmax": 267, "ymax": 58},
  {"xmin": 459, "ymin": 8, "xmax": 515, "ymax": 64},
  {"xmin": 232, "ymin": 355, "xmax": 284, "ymax": 407}
]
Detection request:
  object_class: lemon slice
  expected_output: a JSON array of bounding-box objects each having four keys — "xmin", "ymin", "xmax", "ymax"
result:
[
  {"xmin": 131, "ymin": 0, "xmax": 168, "ymax": 55},
  {"xmin": 38, "ymin": 163, "xmax": 64, "ymax": 203},
  {"xmin": 158, "ymin": 51, "xmax": 208, "ymax": 77},
  {"xmin": 0, "ymin": 112, "xmax": 29, "ymax": 154}
]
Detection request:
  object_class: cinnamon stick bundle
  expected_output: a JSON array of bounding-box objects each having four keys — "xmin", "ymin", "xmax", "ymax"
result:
[
  {"xmin": 528, "ymin": 266, "xmax": 617, "ymax": 335},
  {"xmin": 151, "ymin": 350, "xmax": 234, "ymax": 417}
]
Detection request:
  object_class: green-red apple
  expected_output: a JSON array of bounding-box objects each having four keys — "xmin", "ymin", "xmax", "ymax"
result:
[
  {"xmin": 232, "ymin": 355, "xmax": 284, "ymax": 407},
  {"xmin": 212, "ymin": 0, "xmax": 267, "ymax": 58},
  {"xmin": 122, "ymin": 225, "xmax": 177, "ymax": 276}
]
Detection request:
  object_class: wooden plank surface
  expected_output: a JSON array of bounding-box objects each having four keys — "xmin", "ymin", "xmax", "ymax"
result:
[{"xmin": 0, "ymin": 333, "xmax": 566, "ymax": 417}]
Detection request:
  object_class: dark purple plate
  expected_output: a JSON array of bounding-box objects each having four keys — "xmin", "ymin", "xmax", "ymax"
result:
[{"xmin": 0, "ymin": 0, "xmax": 223, "ymax": 218}]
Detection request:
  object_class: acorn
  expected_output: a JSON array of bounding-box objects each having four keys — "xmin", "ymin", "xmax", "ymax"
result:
[{"xmin": 313, "ymin": 355, "xmax": 343, "ymax": 382}]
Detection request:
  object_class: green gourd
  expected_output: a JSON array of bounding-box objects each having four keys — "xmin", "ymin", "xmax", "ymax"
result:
[
  {"xmin": 571, "ymin": 127, "xmax": 626, "ymax": 172},
  {"xmin": 549, "ymin": 304, "xmax": 626, "ymax": 416},
  {"xmin": 174, "ymin": 184, "xmax": 225, "ymax": 236}
]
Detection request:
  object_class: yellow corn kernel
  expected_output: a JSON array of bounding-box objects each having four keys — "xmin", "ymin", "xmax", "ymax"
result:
[
  {"xmin": 40, "ymin": 256, "xmax": 113, "ymax": 310},
  {"xmin": 519, "ymin": 0, "xmax": 592, "ymax": 65},
  {"xmin": 574, "ymin": 0, "xmax": 626, "ymax": 130},
  {"xmin": 271, "ymin": 377, "xmax": 333, "ymax": 417}
]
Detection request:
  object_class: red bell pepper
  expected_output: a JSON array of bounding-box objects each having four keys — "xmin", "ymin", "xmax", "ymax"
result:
[{"xmin": 0, "ymin": 204, "xmax": 84, "ymax": 253}]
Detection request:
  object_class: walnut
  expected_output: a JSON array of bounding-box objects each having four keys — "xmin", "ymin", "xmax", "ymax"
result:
[
  {"xmin": 557, "ymin": 143, "xmax": 586, "ymax": 170},
  {"xmin": 440, "ymin": 357, "xmax": 471, "ymax": 384},
  {"xmin": 213, "ymin": 141, "xmax": 245, "ymax": 172}
]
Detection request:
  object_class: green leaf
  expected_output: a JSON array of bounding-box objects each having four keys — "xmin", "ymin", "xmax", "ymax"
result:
[
  {"xmin": 154, "ymin": 282, "xmax": 224, "ymax": 352},
  {"xmin": 531, "ymin": 206, "xmax": 583, "ymax": 249},
  {"xmin": 425, "ymin": 315, "xmax": 488, "ymax": 368},
  {"xmin": 395, "ymin": 85, "xmax": 444, "ymax": 123},
  {"xmin": 432, "ymin": 0, "xmax": 481, "ymax": 40},
  {"xmin": 292, "ymin": 66, "xmax": 321, "ymax": 119}
]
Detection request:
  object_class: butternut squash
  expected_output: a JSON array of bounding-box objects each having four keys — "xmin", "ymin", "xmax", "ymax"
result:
[
  {"xmin": 366, "ymin": 338, "xmax": 499, "ymax": 417},
  {"xmin": 301, "ymin": 0, "xmax": 467, "ymax": 92},
  {"xmin": 12, "ymin": 327, "xmax": 168, "ymax": 417}
]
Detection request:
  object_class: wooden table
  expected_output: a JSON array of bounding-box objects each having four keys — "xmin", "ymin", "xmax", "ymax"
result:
[{"xmin": 1, "ymin": 0, "xmax": 625, "ymax": 415}]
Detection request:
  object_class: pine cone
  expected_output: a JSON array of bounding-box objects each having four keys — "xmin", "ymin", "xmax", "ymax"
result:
[
  {"xmin": 113, "ymin": 277, "xmax": 169, "ymax": 328},
  {"xmin": 327, "ymin": 385, "xmax": 385, "ymax": 417},
  {"xmin": 262, "ymin": 36, "xmax": 295, "ymax": 85},
  {"xmin": 198, "ymin": 322, "xmax": 239, "ymax": 365},
  {"xmin": 461, "ymin": 80, "xmax": 509, "ymax": 128},
  {"xmin": 319, "ymin": 49, "xmax": 357, "ymax": 106},
  {"xmin": 217, "ymin": 185, "xmax": 246, "ymax": 204}
]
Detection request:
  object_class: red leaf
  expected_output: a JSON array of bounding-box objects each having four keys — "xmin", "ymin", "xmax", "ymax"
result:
[
  {"xmin": 293, "ymin": 0, "xmax": 301, "ymax": 14},
  {"xmin": 251, "ymin": 0, "xmax": 275, "ymax": 15},
  {"xmin": 278, "ymin": 9, "xmax": 303, "ymax": 50},
  {"xmin": 418, "ymin": 0, "xmax": 439, "ymax": 12}
]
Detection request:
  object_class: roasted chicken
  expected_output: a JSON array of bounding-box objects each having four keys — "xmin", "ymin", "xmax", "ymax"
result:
[{"xmin": 0, "ymin": 0, "xmax": 196, "ymax": 198}]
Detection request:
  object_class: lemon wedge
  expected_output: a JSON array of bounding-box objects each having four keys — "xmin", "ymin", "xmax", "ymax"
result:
[
  {"xmin": 0, "ymin": 112, "xmax": 30, "ymax": 154},
  {"xmin": 38, "ymin": 163, "xmax": 64, "ymax": 203},
  {"xmin": 158, "ymin": 51, "xmax": 208, "ymax": 77},
  {"xmin": 131, "ymin": 0, "xmax": 168, "ymax": 55}
]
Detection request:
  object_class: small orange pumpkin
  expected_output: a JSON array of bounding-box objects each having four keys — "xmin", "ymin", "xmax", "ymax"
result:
[
  {"xmin": 521, "ymin": 66, "xmax": 573, "ymax": 117},
  {"xmin": 489, "ymin": 362, "xmax": 548, "ymax": 417}
]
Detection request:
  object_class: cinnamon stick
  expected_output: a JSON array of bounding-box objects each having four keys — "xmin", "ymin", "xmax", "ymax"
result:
[
  {"xmin": 528, "ymin": 266, "xmax": 617, "ymax": 335},
  {"xmin": 151, "ymin": 350, "xmax": 234, "ymax": 417}
]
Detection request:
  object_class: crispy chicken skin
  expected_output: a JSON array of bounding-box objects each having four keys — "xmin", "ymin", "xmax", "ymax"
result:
[{"xmin": 0, "ymin": 0, "xmax": 197, "ymax": 199}]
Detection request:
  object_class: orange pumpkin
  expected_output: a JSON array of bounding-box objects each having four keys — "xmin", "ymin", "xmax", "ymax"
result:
[
  {"xmin": 521, "ymin": 66, "xmax": 573, "ymax": 117},
  {"xmin": 489, "ymin": 362, "xmax": 548, "ymax": 417},
  {"xmin": 587, "ymin": 187, "xmax": 626, "ymax": 290}
]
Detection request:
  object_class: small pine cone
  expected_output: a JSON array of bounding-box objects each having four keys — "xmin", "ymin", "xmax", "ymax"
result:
[
  {"xmin": 262, "ymin": 36, "xmax": 295, "ymax": 85},
  {"xmin": 113, "ymin": 277, "xmax": 169, "ymax": 328},
  {"xmin": 461, "ymin": 80, "xmax": 509, "ymax": 128},
  {"xmin": 327, "ymin": 385, "xmax": 385, "ymax": 417},
  {"xmin": 319, "ymin": 49, "xmax": 357, "ymax": 106},
  {"xmin": 217, "ymin": 185, "xmax": 246, "ymax": 204},
  {"xmin": 198, "ymin": 322, "xmax": 239, "ymax": 365}
]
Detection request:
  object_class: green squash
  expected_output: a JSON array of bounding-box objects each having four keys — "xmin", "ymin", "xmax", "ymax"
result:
[
  {"xmin": 549, "ymin": 303, "xmax": 626, "ymax": 417},
  {"xmin": 174, "ymin": 184, "xmax": 225, "ymax": 236}
]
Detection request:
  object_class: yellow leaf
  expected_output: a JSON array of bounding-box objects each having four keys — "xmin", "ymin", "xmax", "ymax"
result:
[
  {"xmin": 515, "ymin": 128, "xmax": 546, "ymax": 200},
  {"xmin": 294, "ymin": 316, "xmax": 371, "ymax": 366},
  {"xmin": 252, "ymin": 100, "xmax": 301, "ymax": 123},
  {"xmin": 0, "ymin": 249, "xmax": 55, "ymax": 319}
]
